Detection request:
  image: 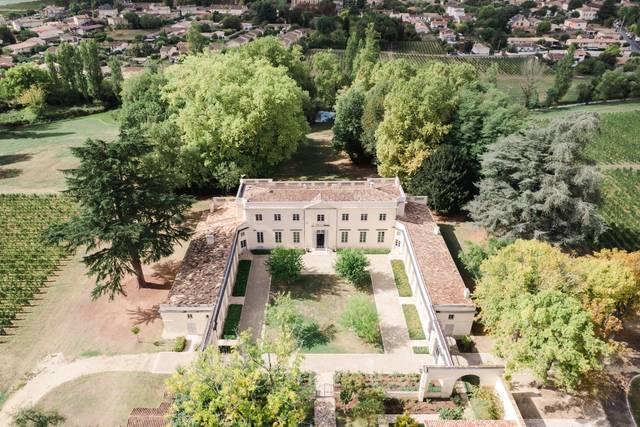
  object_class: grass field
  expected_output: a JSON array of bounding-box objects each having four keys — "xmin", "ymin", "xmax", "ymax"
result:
[
  {"xmin": 536, "ymin": 100, "xmax": 640, "ymax": 119},
  {"xmin": 584, "ymin": 111, "xmax": 640, "ymax": 164},
  {"xmin": 0, "ymin": 111, "xmax": 119, "ymax": 193},
  {"xmin": 106, "ymin": 29, "xmax": 157, "ymax": 41},
  {"xmin": 267, "ymin": 274, "xmax": 382, "ymax": 353},
  {"xmin": 37, "ymin": 372, "xmax": 169, "ymax": 427}
]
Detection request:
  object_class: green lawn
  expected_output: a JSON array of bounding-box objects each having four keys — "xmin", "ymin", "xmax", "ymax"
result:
[
  {"xmin": 267, "ymin": 274, "xmax": 382, "ymax": 353},
  {"xmin": 495, "ymin": 75, "xmax": 584, "ymax": 105},
  {"xmin": 402, "ymin": 304, "xmax": 425, "ymax": 340},
  {"xmin": 231, "ymin": 260, "xmax": 252, "ymax": 297},
  {"xmin": 273, "ymin": 124, "xmax": 377, "ymax": 181},
  {"xmin": 222, "ymin": 304, "xmax": 243, "ymax": 339},
  {"xmin": 391, "ymin": 260, "xmax": 412, "ymax": 297},
  {"xmin": 0, "ymin": 111, "xmax": 119, "ymax": 193},
  {"xmin": 37, "ymin": 372, "xmax": 168, "ymax": 427},
  {"xmin": 535, "ymin": 100, "xmax": 640, "ymax": 119}
]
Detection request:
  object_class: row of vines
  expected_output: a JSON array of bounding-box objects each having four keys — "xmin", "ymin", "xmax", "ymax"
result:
[
  {"xmin": 0, "ymin": 194, "xmax": 73, "ymax": 334},
  {"xmin": 598, "ymin": 168, "xmax": 640, "ymax": 251},
  {"xmin": 307, "ymin": 48, "xmax": 551, "ymax": 75}
]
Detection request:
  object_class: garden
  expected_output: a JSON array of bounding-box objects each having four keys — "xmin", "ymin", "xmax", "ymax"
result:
[
  {"xmin": 263, "ymin": 248, "xmax": 383, "ymax": 353},
  {"xmin": 333, "ymin": 372, "xmax": 504, "ymax": 424}
]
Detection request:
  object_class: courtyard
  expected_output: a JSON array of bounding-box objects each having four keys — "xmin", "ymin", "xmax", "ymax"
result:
[{"xmin": 224, "ymin": 252, "xmax": 433, "ymax": 358}]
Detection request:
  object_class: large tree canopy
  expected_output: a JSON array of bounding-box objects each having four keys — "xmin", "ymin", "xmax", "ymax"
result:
[
  {"xmin": 167, "ymin": 333, "xmax": 313, "ymax": 426},
  {"xmin": 332, "ymin": 85, "xmax": 368, "ymax": 163},
  {"xmin": 466, "ymin": 113, "xmax": 605, "ymax": 249},
  {"xmin": 45, "ymin": 139, "xmax": 193, "ymax": 298},
  {"xmin": 473, "ymin": 239, "xmax": 619, "ymax": 391},
  {"xmin": 162, "ymin": 52, "xmax": 310, "ymax": 189},
  {"xmin": 375, "ymin": 62, "xmax": 476, "ymax": 181}
]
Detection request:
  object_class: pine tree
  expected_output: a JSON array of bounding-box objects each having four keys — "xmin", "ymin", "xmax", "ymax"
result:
[{"xmin": 45, "ymin": 138, "xmax": 194, "ymax": 298}]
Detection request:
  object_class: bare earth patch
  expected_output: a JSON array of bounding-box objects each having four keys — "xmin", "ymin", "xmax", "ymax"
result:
[{"xmin": 36, "ymin": 372, "xmax": 168, "ymax": 427}]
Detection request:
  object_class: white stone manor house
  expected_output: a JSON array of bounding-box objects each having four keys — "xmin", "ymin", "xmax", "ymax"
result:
[
  {"xmin": 160, "ymin": 177, "xmax": 475, "ymax": 347},
  {"xmin": 158, "ymin": 178, "xmax": 524, "ymax": 423}
]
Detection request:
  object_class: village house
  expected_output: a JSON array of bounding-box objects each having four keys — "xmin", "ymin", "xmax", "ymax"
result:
[
  {"xmin": 471, "ymin": 42, "xmax": 491, "ymax": 55},
  {"xmin": 438, "ymin": 28, "xmax": 457, "ymax": 43},
  {"xmin": 567, "ymin": 36, "xmax": 621, "ymax": 49},
  {"xmin": 430, "ymin": 19, "xmax": 448, "ymax": 30},
  {"xmin": 97, "ymin": 4, "xmax": 118, "ymax": 19},
  {"xmin": 42, "ymin": 5, "xmax": 66, "ymax": 17},
  {"xmin": 509, "ymin": 14, "xmax": 539, "ymax": 33},
  {"xmin": 107, "ymin": 16, "xmax": 127, "ymax": 26},
  {"xmin": 10, "ymin": 18, "xmax": 44, "ymax": 31},
  {"xmin": 209, "ymin": 4, "xmax": 248, "ymax": 16},
  {"xmin": 178, "ymin": 4, "xmax": 198, "ymax": 15},
  {"xmin": 564, "ymin": 18, "xmax": 588, "ymax": 31},
  {"xmin": 6, "ymin": 37, "xmax": 46, "ymax": 55},
  {"xmin": 278, "ymin": 28, "xmax": 308, "ymax": 48},
  {"xmin": 71, "ymin": 14, "xmax": 92, "ymax": 27},
  {"xmin": 578, "ymin": 5, "xmax": 598, "ymax": 21},
  {"xmin": 445, "ymin": 6, "xmax": 466, "ymax": 22}
]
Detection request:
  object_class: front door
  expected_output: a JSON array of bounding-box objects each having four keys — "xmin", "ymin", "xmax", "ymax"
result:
[{"xmin": 316, "ymin": 231, "xmax": 325, "ymax": 249}]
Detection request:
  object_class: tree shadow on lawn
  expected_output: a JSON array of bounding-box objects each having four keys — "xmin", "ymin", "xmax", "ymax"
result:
[
  {"xmin": 0, "ymin": 168, "xmax": 22, "ymax": 179},
  {"xmin": 0, "ymin": 129, "xmax": 75, "ymax": 141},
  {"xmin": 271, "ymin": 275, "xmax": 346, "ymax": 302},
  {"xmin": 0, "ymin": 153, "xmax": 32, "ymax": 166},
  {"xmin": 128, "ymin": 304, "xmax": 161, "ymax": 326}
]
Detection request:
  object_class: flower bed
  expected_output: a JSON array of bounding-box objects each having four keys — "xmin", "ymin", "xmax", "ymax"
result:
[{"xmin": 334, "ymin": 372, "xmax": 420, "ymax": 392}]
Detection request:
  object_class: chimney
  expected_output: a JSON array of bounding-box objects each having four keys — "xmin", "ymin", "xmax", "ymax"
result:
[
  {"xmin": 433, "ymin": 225, "xmax": 440, "ymax": 235},
  {"xmin": 464, "ymin": 288, "xmax": 470, "ymax": 298}
]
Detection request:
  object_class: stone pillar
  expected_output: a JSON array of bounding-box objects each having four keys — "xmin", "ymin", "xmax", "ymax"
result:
[{"xmin": 417, "ymin": 368, "xmax": 428, "ymax": 401}]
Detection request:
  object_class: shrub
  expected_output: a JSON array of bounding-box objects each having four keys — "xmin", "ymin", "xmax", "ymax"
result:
[
  {"xmin": 222, "ymin": 304, "xmax": 243, "ymax": 339},
  {"xmin": 391, "ymin": 260, "xmax": 412, "ymax": 296},
  {"xmin": 469, "ymin": 386, "xmax": 503, "ymax": 420},
  {"xmin": 266, "ymin": 293, "xmax": 327, "ymax": 348},
  {"xmin": 232, "ymin": 260, "xmax": 251, "ymax": 297},
  {"xmin": 266, "ymin": 247, "xmax": 304, "ymax": 283},
  {"xmin": 12, "ymin": 406, "xmax": 65, "ymax": 427},
  {"xmin": 402, "ymin": 304, "xmax": 425, "ymax": 340},
  {"xmin": 337, "ymin": 372, "xmax": 367, "ymax": 404},
  {"xmin": 340, "ymin": 295, "xmax": 381, "ymax": 345},
  {"xmin": 352, "ymin": 386, "xmax": 385, "ymax": 420},
  {"xmin": 174, "ymin": 336, "xmax": 187, "ymax": 352},
  {"xmin": 395, "ymin": 412, "xmax": 418, "ymax": 427},
  {"xmin": 456, "ymin": 336, "xmax": 475, "ymax": 353},
  {"xmin": 438, "ymin": 406, "xmax": 463, "ymax": 420},
  {"xmin": 335, "ymin": 248, "xmax": 370, "ymax": 286}
]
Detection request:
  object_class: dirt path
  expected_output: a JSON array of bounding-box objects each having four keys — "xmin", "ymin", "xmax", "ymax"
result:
[{"xmin": 0, "ymin": 351, "xmax": 197, "ymax": 424}]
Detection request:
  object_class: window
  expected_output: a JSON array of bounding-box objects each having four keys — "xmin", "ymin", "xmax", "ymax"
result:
[
  {"xmin": 275, "ymin": 231, "xmax": 282, "ymax": 244},
  {"xmin": 341, "ymin": 231, "xmax": 348, "ymax": 243},
  {"xmin": 256, "ymin": 231, "xmax": 264, "ymax": 243},
  {"xmin": 187, "ymin": 313, "xmax": 193, "ymax": 319},
  {"xmin": 394, "ymin": 239, "xmax": 401, "ymax": 248},
  {"xmin": 448, "ymin": 314, "xmax": 455, "ymax": 320},
  {"xmin": 377, "ymin": 231, "xmax": 385, "ymax": 243},
  {"xmin": 293, "ymin": 213, "xmax": 300, "ymax": 221},
  {"xmin": 274, "ymin": 214, "xmax": 281, "ymax": 221},
  {"xmin": 255, "ymin": 214, "xmax": 263, "ymax": 221},
  {"xmin": 240, "ymin": 240, "xmax": 247, "ymax": 248},
  {"xmin": 342, "ymin": 213, "xmax": 349, "ymax": 221},
  {"xmin": 317, "ymin": 214, "xmax": 325, "ymax": 222},
  {"xmin": 361, "ymin": 213, "xmax": 368, "ymax": 221},
  {"xmin": 379, "ymin": 213, "xmax": 387, "ymax": 221},
  {"xmin": 359, "ymin": 231, "xmax": 367, "ymax": 243},
  {"xmin": 293, "ymin": 231, "xmax": 300, "ymax": 243}
]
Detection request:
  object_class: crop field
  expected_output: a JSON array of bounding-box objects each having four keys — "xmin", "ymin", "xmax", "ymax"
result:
[
  {"xmin": 598, "ymin": 169, "xmax": 640, "ymax": 251},
  {"xmin": 307, "ymin": 49, "xmax": 550, "ymax": 75},
  {"xmin": 379, "ymin": 40, "xmax": 446, "ymax": 55},
  {"xmin": 583, "ymin": 111, "xmax": 640, "ymax": 164},
  {"xmin": 0, "ymin": 194, "xmax": 73, "ymax": 334}
]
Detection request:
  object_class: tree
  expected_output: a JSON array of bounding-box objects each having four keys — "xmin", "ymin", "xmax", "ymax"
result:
[
  {"xmin": 119, "ymin": 69, "xmax": 169, "ymax": 140},
  {"xmin": 253, "ymin": 0, "xmax": 278, "ymax": 23},
  {"xmin": 343, "ymin": 29, "xmax": 360, "ymax": 78},
  {"xmin": 311, "ymin": 50, "xmax": 344, "ymax": 109},
  {"xmin": 520, "ymin": 57, "xmax": 544, "ymax": 107},
  {"xmin": 221, "ymin": 15, "xmax": 241, "ymax": 31},
  {"xmin": 55, "ymin": 42, "xmax": 84, "ymax": 101},
  {"xmin": 448, "ymin": 83, "xmax": 528, "ymax": 159},
  {"xmin": 548, "ymin": 45, "xmax": 575, "ymax": 104},
  {"xmin": 597, "ymin": 0, "xmax": 617, "ymax": 22},
  {"xmin": 45, "ymin": 139, "xmax": 194, "ymax": 298},
  {"xmin": 12, "ymin": 406, "xmax": 65, "ymax": 427},
  {"xmin": 266, "ymin": 248, "xmax": 304, "ymax": 284},
  {"xmin": 352, "ymin": 23, "xmax": 380, "ymax": 83},
  {"xmin": 474, "ymin": 240, "xmax": 610, "ymax": 391},
  {"xmin": 466, "ymin": 113, "xmax": 605, "ymax": 250},
  {"xmin": 167, "ymin": 332, "xmax": 313, "ymax": 426},
  {"xmin": 18, "ymin": 85, "xmax": 46, "ymax": 117},
  {"xmin": 332, "ymin": 85, "xmax": 369, "ymax": 163},
  {"xmin": 375, "ymin": 62, "xmax": 476, "ymax": 181},
  {"xmin": 408, "ymin": 144, "xmax": 478, "ymax": 214},
  {"xmin": 0, "ymin": 25, "xmax": 16, "ymax": 45},
  {"xmin": 458, "ymin": 238, "xmax": 512, "ymax": 280},
  {"xmin": 595, "ymin": 69, "xmax": 630, "ymax": 100},
  {"xmin": 78, "ymin": 39, "xmax": 102, "ymax": 99},
  {"xmin": 108, "ymin": 57, "xmax": 123, "ymax": 100},
  {"xmin": 162, "ymin": 52, "xmax": 309, "ymax": 188},
  {"xmin": 335, "ymin": 248, "xmax": 370, "ymax": 285},
  {"xmin": 0, "ymin": 63, "xmax": 49, "ymax": 104},
  {"xmin": 186, "ymin": 25, "xmax": 207, "ymax": 54}
]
